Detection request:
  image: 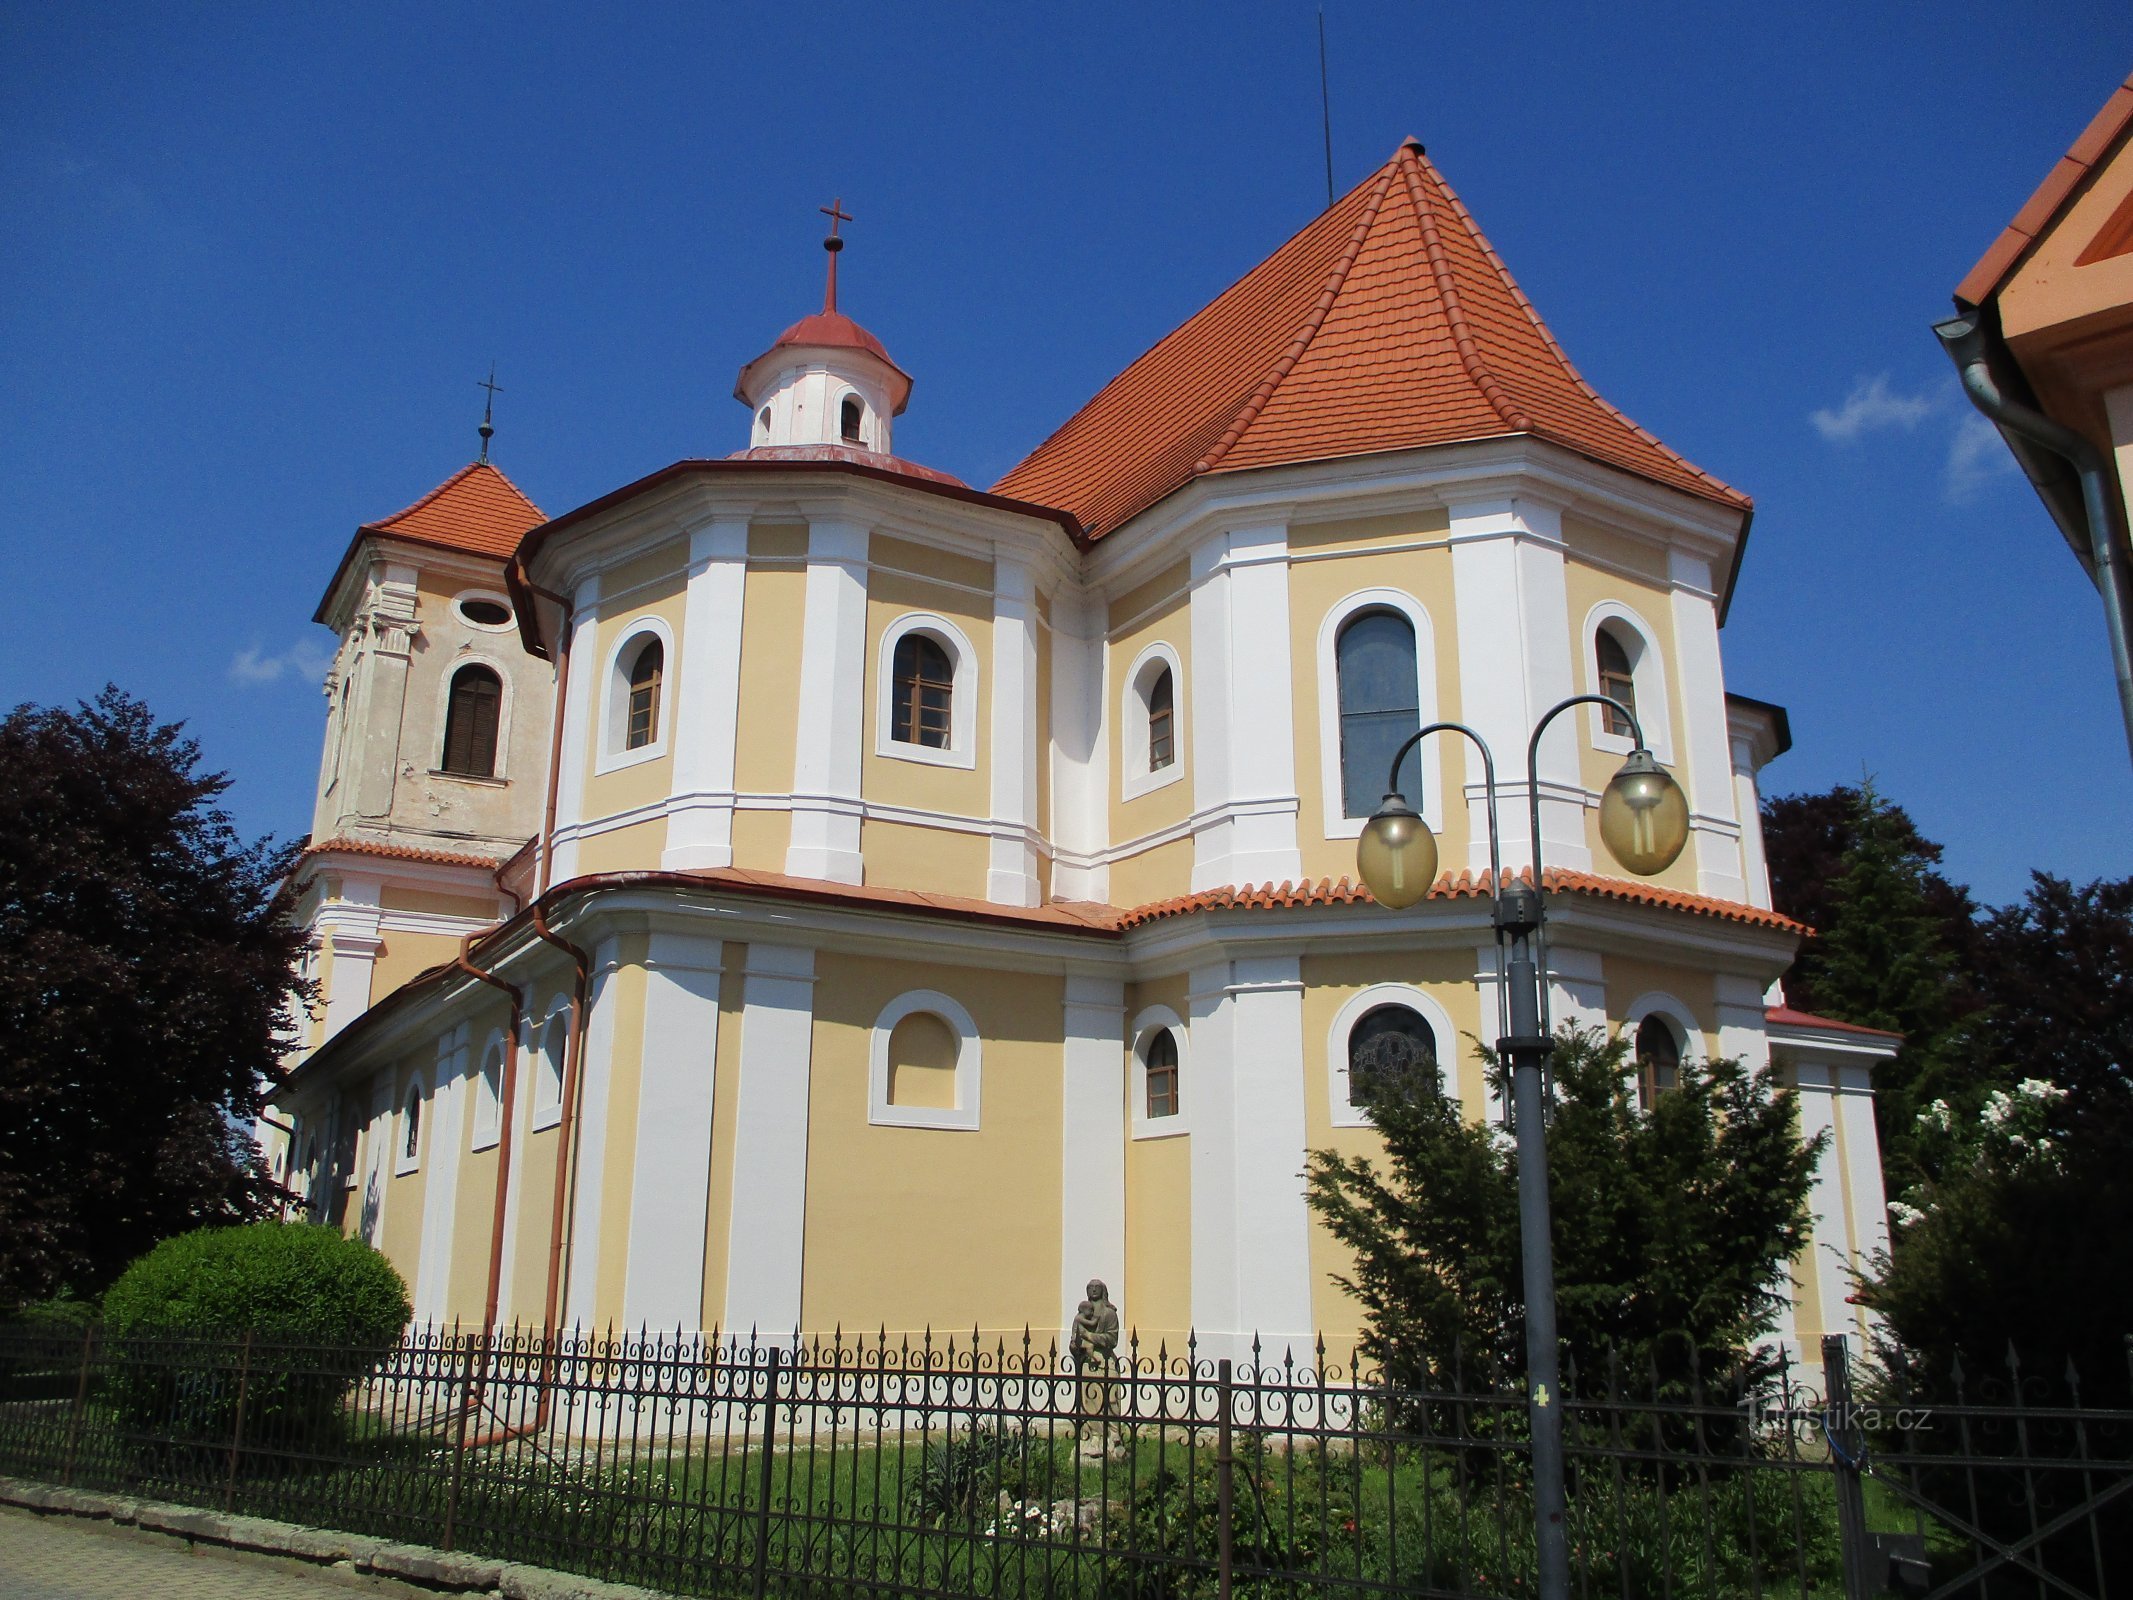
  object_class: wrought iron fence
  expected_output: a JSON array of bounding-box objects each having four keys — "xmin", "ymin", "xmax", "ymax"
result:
[{"xmin": 0, "ymin": 1320, "xmax": 2125, "ymax": 1599}]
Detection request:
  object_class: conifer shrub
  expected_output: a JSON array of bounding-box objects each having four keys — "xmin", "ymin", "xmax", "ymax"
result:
[{"xmin": 100, "ymin": 1222, "xmax": 410, "ymax": 1453}]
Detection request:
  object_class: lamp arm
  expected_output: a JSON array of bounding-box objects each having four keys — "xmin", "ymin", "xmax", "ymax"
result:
[
  {"xmin": 1522, "ymin": 694, "xmax": 1643, "ymax": 885},
  {"xmin": 1381, "ymin": 720, "xmax": 1502, "ymax": 890}
]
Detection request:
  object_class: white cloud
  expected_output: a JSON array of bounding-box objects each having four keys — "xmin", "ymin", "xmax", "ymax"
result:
[
  {"xmin": 229, "ymin": 639, "xmax": 334, "ymax": 687},
  {"xmin": 1943, "ymin": 412, "xmax": 2020, "ymax": 504},
  {"xmin": 1809, "ymin": 374, "xmax": 1941, "ymax": 443}
]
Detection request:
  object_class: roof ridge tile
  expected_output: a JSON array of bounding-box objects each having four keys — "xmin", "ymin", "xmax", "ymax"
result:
[{"xmin": 1398, "ymin": 144, "xmax": 1530, "ymax": 432}]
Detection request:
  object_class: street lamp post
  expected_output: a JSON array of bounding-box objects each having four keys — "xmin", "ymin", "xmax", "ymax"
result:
[{"xmin": 1353, "ymin": 696, "xmax": 1690, "ymax": 1600}]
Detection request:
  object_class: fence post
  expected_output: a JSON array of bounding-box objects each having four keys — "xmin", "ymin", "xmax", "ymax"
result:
[
  {"xmin": 1821, "ymin": 1335, "xmax": 1873, "ymax": 1600},
  {"xmin": 1216, "ymin": 1357, "xmax": 1233, "ymax": 1600},
  {"xmin": 224, "ymin": 1329, "xmax": 254, "ymax": 1513},
  {"xmin": 60, "ymin": 1322, "xmax": 94, "ymax": 1487},
  {"xmin": 443, "ymin": 1330, "xmax": 476, "ymax": 1552},
  {"xmin": 750, "ymin": 1344, "xmax": 782, "ymax": 1600}
]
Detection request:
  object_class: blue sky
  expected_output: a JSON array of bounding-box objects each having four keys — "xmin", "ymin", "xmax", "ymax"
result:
[{"xmin": 2, "ymin": 4, "xmax": 2127, "ymax": 908}]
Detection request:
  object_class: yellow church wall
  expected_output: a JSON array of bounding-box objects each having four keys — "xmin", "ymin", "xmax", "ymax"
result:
[
  {"xmin": 1298, "ymin": 949, "xmax": 1485, "ymax": 1347},
  {"xmin": 306, "ymin": 941, "xmax": 334, "ymax": 1052},
  {"xmin": 698, "ymin": 949, "xmax": 749, "ymax": 1332},
  {"xmin": 872, "ymin": 533, "xmax": 993, "ymax": 597},
  {"xmin": 574, "ymin": 549, "xmax": 687, "ymax": 831},
  {"xmin": 858, "ymin": 818, "xmax": 988, "ymax": 898},
  {"xmin": 591, "ymin": 935, "xmax": 651, "ymax": 1327},
  {"xmin": 860, "ymin": 566, "xmax": 993, "ymax": 820},
  {"xmin": 1559, "ymin": 557, "xmax": 1702, "ymax": 897},
  {"xmin": 368, "ymin": 930, "xmax": 462, "ymax": 1010},
  {"xmin": 380, "ymin": 887, "xmax": 499, "ymax": 922},
  {"xmin": 377, "ymin": 1053, "xmax": 431, "ymax": 1276},
  {"xmin": 1600, "ymin": 955, "xmax": 1719, "ymax": 1058},
  {"xmin": 1285, "ymin": 530, "xmax": 1466, "ymax": 882},
  {"xmin": 1107, "ymin": 837, "xmax": 1193, "ymax": 910},
  {"xmin": 573, "ymin": 818, "xmax": 670, "ymax": 876},
  {"xmin": 800, "ymin": 954, "xmax": 1064, "ymax": 1339},
  {"xmin": 1105, "ymin": 565, "xmax": 1192, "ymax": 873},
  {"xmin": 508, "ymin": 1096, "xmax": 564, "ymax": 1328},
  {"xmin": 1123, "ymin": 973, "xmax": 1192, "ymax": 1348},
  {"xmin": 448, "ymin": 1113, "xmax": 501, "ymax": 1327},
  {"xmin": 729, "ymin": 809, "xmax": 791, "ymax": 875}
]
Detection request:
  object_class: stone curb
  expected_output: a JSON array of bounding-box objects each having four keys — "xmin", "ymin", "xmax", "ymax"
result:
[{"xmin": 0, "ymin": 1476, "xmax": 677, "ymax": 1599}]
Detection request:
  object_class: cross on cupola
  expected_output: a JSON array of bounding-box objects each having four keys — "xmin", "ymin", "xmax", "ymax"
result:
[
  {"xmin": 820, "ymin": 197, "xmax": 851, "ymax": 314},
  {"xmin": 476, "ymin": 364, "xmax": 502, "ymax": 463}
]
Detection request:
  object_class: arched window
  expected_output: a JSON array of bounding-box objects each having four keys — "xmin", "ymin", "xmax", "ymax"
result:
[
  {"xmin": 869, "ymin": 991, "xmax": 981, "ymax": 1131},
  {"xmin": 626, "ymin": 638, "xmax": 663, "ymax": 750},
  {"xmin": 1143, "ymin": 1028, "xmax": 1180, "ymax": 1119},
  {"xmin": 1146, "ymin": 667, "xmax": 1176, "ymax": 772},
  {"xmin": 398, "ymin": 1080, "xmax": 424, "ymax": 1171},
  {"xmin": 1635, "ymin": 1015, "xmax": 1680, "ymax": 1109},
  {"xmin": 891, "ymin": 633, "xmax": 954, "ymax": 748},
  {"xmin": 1597, "ymin": 629, "xmax": 1637, "ymax": 738},
  {"xmin": 532, "ymin": 1011, "xmax": 568, "ymax": 1130},
  {"xmin": 840, "ymin": 395, "xmax": 864, "ymax": 444},
  {"xmin": 757, "ymin": 405, "xmax": 771, "ymax": 437},
  {"xmin": 441, "ymin": 664, "xmax": 502, "ymax": 777},
  {"xmin": 1347, "ymin": 1004, "xmax": 1438, "ymax": 1105},
  {"xmin": 1336, "ymin": 610, "xmax": 1422, "ymax": 818},
  {"xmin": 886, "ymin": 1011, "xmax": 958, "ymax": 1110}
]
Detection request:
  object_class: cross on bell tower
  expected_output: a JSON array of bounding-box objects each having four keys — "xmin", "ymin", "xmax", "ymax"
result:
[{"xmin": 820, "ymin": 197, "xmax": 852, "ymax": 314}]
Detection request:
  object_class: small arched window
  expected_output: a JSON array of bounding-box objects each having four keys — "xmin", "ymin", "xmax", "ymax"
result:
[
  {"xmin": 626, "ymin": 639, "xmax": 663, "ymax": 750},
  {"xmin": 533, "ymin": 1012, "xmax": 568, "ymax": 1129},
  {"xmin": 1336, "ymin": 611, "xmax": 1421, "ymax": 817},
  {"xmin": 441, "ymin": 664, "xmax": 502, "ymax": 777},
  {"xmin": 757, "ymin": 406, "xmax": 771, "ymax": 437},
  {"xmin": 401, "ymin": 1084, "xmax": 423, "ymax": 1163},
  {"xmin": 840, "ymin": 396, "xmax": 864, "ymax": 444},
  {"xmin": 1635, "ymin": 1015, "xmax": 1680, "ymax": 1109},
  {"xmin": 1597, "ymin": 629, "xmax": 1637, "ymax": 738},
  {"xmin": 1146, "ymin": 667, "xmax": 1176, "ymax": 772},
  {"xmin": 1348, "ymin": 1004, "xmax": 1438, "ymax": 1104},
  {"xmin": 891, "ymin": 633, "xmax": 954, "ymax": 748},
  {"xmin": 886, "ymin": 1011, "xmax": 959, "ymax": 1109},
  {"xmin": 1143, "ymin": 1028, "xmax": 1181, "ymax": 1119}
]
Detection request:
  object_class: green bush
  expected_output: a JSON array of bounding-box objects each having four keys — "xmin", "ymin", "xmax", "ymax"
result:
[{"xmin": 99, "ymin": 1222, "xmax": 410, "ymax": 1455}]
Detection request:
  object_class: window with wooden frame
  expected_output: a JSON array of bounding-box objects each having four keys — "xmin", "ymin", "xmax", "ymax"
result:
[
  {"xmin": 1147, "ymin": 666, "xmax": 1176, "ymax": 771},
  {"xmin": 626, "ymin": 639, "xmax": 663, "ymax": 750},
  {"xmin": 891, "ymin": 633, "xmax": 954, "ymax": 748},
  {"xmin": 440, "ymin": 664, "xmax": 502, "ymax": 777},
  {"xmin": 1635, "ymin": 1014, "xmax": 1681, "ymax": 1110},
  {"xmin": 1336, "ymin": 610, "xmax": 1422, "ymax": 817},
  {"xmin": 840, "ymin": 395, "xmax": 864, "ymax": 444},
  {"xmin": 1143, "ymin": 1028, "xmax": 1181, "ymax": 1119},
  {"xmin": 1597, "ymin": 629, "xmax": 1637, "ymax": 738}
]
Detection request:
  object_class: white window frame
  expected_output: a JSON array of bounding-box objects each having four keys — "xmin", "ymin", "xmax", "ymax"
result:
[
  {"xmin": 1327, "ymin": 984, "xmax": 1461, "ymax": 1129},
  {"xmin": 596, "ymin": 616, "xmax": 676, "ymax": 774},
  {"xmin": 1118, "ymin": 642, "xmax": 1186, "ymax": 802},
  {"xmin": 394, "ymin": 1071, "xmax": 428, "ymax": 1175},
  {"xmin": 471, "ymin": 1028, "xmax": 506, "ymax": 1151},
  {"xmin": 1316, "ymin": 589, "xmax": 1441, "ymax": 838},
  {"xmin": 1581, "ymin": 602, "xmax": 1675, "ymax": 764},
  {"xmin": 1129, "ymin": 1005, "xmax": 1190, "ymax": 1140},
  {"xmin": 530, "ymin": 1002, "xmax": 569, "ymax": 1131},
  {"xmin": 874, "ymin": 612, "xmax": 978, "ymax": 770},
  {"xmin": 868, "ymin": 990, "xmax": 982, "ymax": 1131},
  {"xmin": 433, "ymin": 652, "xmax": 514, "ymax": 782},
  {"xmin": 452, "ymin": 588, "xmax": 517, "ymax": 633}
]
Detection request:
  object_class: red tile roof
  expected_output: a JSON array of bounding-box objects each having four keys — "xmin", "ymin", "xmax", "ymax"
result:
[
  {"xmin": 1955, "ymin": 69, "xmax": 2133, "ymax": 308},
  {"xmin": 359, "ymin": 462, "xmax": 546, "ymax": 560},
  {"xmin": 995, "ymin": 138, "xmax": 1749, "ymax": 540},
  {"xmin": 304, "ymin": 836, "xmax": 509, "ymax": 872},
  {"xmin": 1764, "ymin": 1005, "xmax": 1903, "ymax": 1042}
]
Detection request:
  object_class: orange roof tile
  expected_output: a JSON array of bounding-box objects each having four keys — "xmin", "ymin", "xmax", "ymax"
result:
[
  {"xmin": 359, "ymin": 461, "xmax": 546, "ymax": 560},
  {"xmin": 1955, "ymin": 69, "xmax": 2133, "ymax": 308},
  {"xmin": 304, "ymin": 836, "xmax": 508, "ymax": 872},
  {"xmin": 996, "ymin": 138, "xmax": 1749, "ymax": 540},
  {"xmin": 1765, "ymin": 1004, "xmax": 1902, "ymax": 1042}
]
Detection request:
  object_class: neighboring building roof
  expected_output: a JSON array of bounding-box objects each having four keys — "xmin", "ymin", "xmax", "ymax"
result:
[
  {"xmin": 1765, "ymin": 1005, "xmax": 1904, "ymax": 1044},
  {"xmin": 995, "ymin": 137, "xmax": 1750, "ymax": 541},
  {"xmin": 734, "ymin": 308, "xmax": 915, "ymax": 414},
  {"xmin": 725, "ymin": 442, "xmax": 967, "ymax": 486},
  {"xmin": 1955, "ymin": 68, "xmax": 2133, "ymax": 307},
  {"xmin": 315, "ymin": 462, "xmax": 547, "ymax": 623},
  {"xmin": 302, "ymin": 836, "xmax": 508, "ymax": 872}
]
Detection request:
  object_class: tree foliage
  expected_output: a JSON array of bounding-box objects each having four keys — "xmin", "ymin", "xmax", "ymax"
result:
[
  {"xmin": 1304, "ymin": 1026, "xmax": 1822, "ymax": 1390},
  {"xmin": 0, "ymin": 688, "xmax": 306, "ymax": 1304}
]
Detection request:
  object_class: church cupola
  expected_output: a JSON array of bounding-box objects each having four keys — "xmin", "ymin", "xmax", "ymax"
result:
[{"xmin": 734, "ymin": 199, "xmax": 912, "ymax": 456}]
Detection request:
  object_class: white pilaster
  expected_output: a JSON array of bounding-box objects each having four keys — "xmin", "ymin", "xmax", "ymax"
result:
[
  {"xmin": 1188, "ymin": 955, "xmax": 1313, "ymax": 1363},
  {"xmin": 786, "ymin": 521, "xmax": 869, "ymax": 884},
  {"xmin": 1059, "ymin": 975, "xmax": 1127, "ymax": 1334},
  {"xmin": 1667, "ymin": 551, "xmax": 1747, "ymax": 902},
  {"xmin": 724, "ymin": 943, "xmax": 817, "ymax": 1335},
  {"xmin": 1047, "ymin": 591, "xmax": 1109, "ymax": 902},
  {"xmin": 622, "ymin": 933, "xmax": 725, "ymax": 1332},
  {"xmin": 1187, "ymin": 522, "xmax": 1302, "ymax": 890},
  {"xmin": 1448, "ymin": 498, "xmax": 1585, "ymax": 874},
  {"xmin": 1713, "ymin": 973, "xmax": 1773, "ymax": 1069},
  {"xmin": 988, "ymin": 554, "xmax": 1043, "ymax": 905},
  {"xmin": 321, "ymin": 931, "xmax": 381, "ymax": 1041},
  {"xmin": 547, "ymin": 573, "xmax": 602, "ymax": 885},
  {"xmin": 1545, "ymin": 944, "xmax": 1607, "ymax": 1034},
  {"xmin": 1791, "ymin": 1063, "xmax": 1855, "ymax": 1343},
  {"xmin": 412, "ymin": 1028, "xmax": 469, "ymax": 1324},
  {"xmin": 563, "ymin": 938, "xmax": 622, "ymax": 1329},
  {"xmin": 664, "ymin": 520, "xmax": 751, "ymax": 871}
]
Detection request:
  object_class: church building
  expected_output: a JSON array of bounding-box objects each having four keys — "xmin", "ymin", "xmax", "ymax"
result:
[{"xmin": 268, "ymin": 140, "xmax": 1896, "ymax": 1362}]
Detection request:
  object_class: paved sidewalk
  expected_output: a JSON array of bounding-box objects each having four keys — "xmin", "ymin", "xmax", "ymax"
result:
[{"xmin": 0, "ymin": 1506, "xmax": 423, "ymax": 1599}]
